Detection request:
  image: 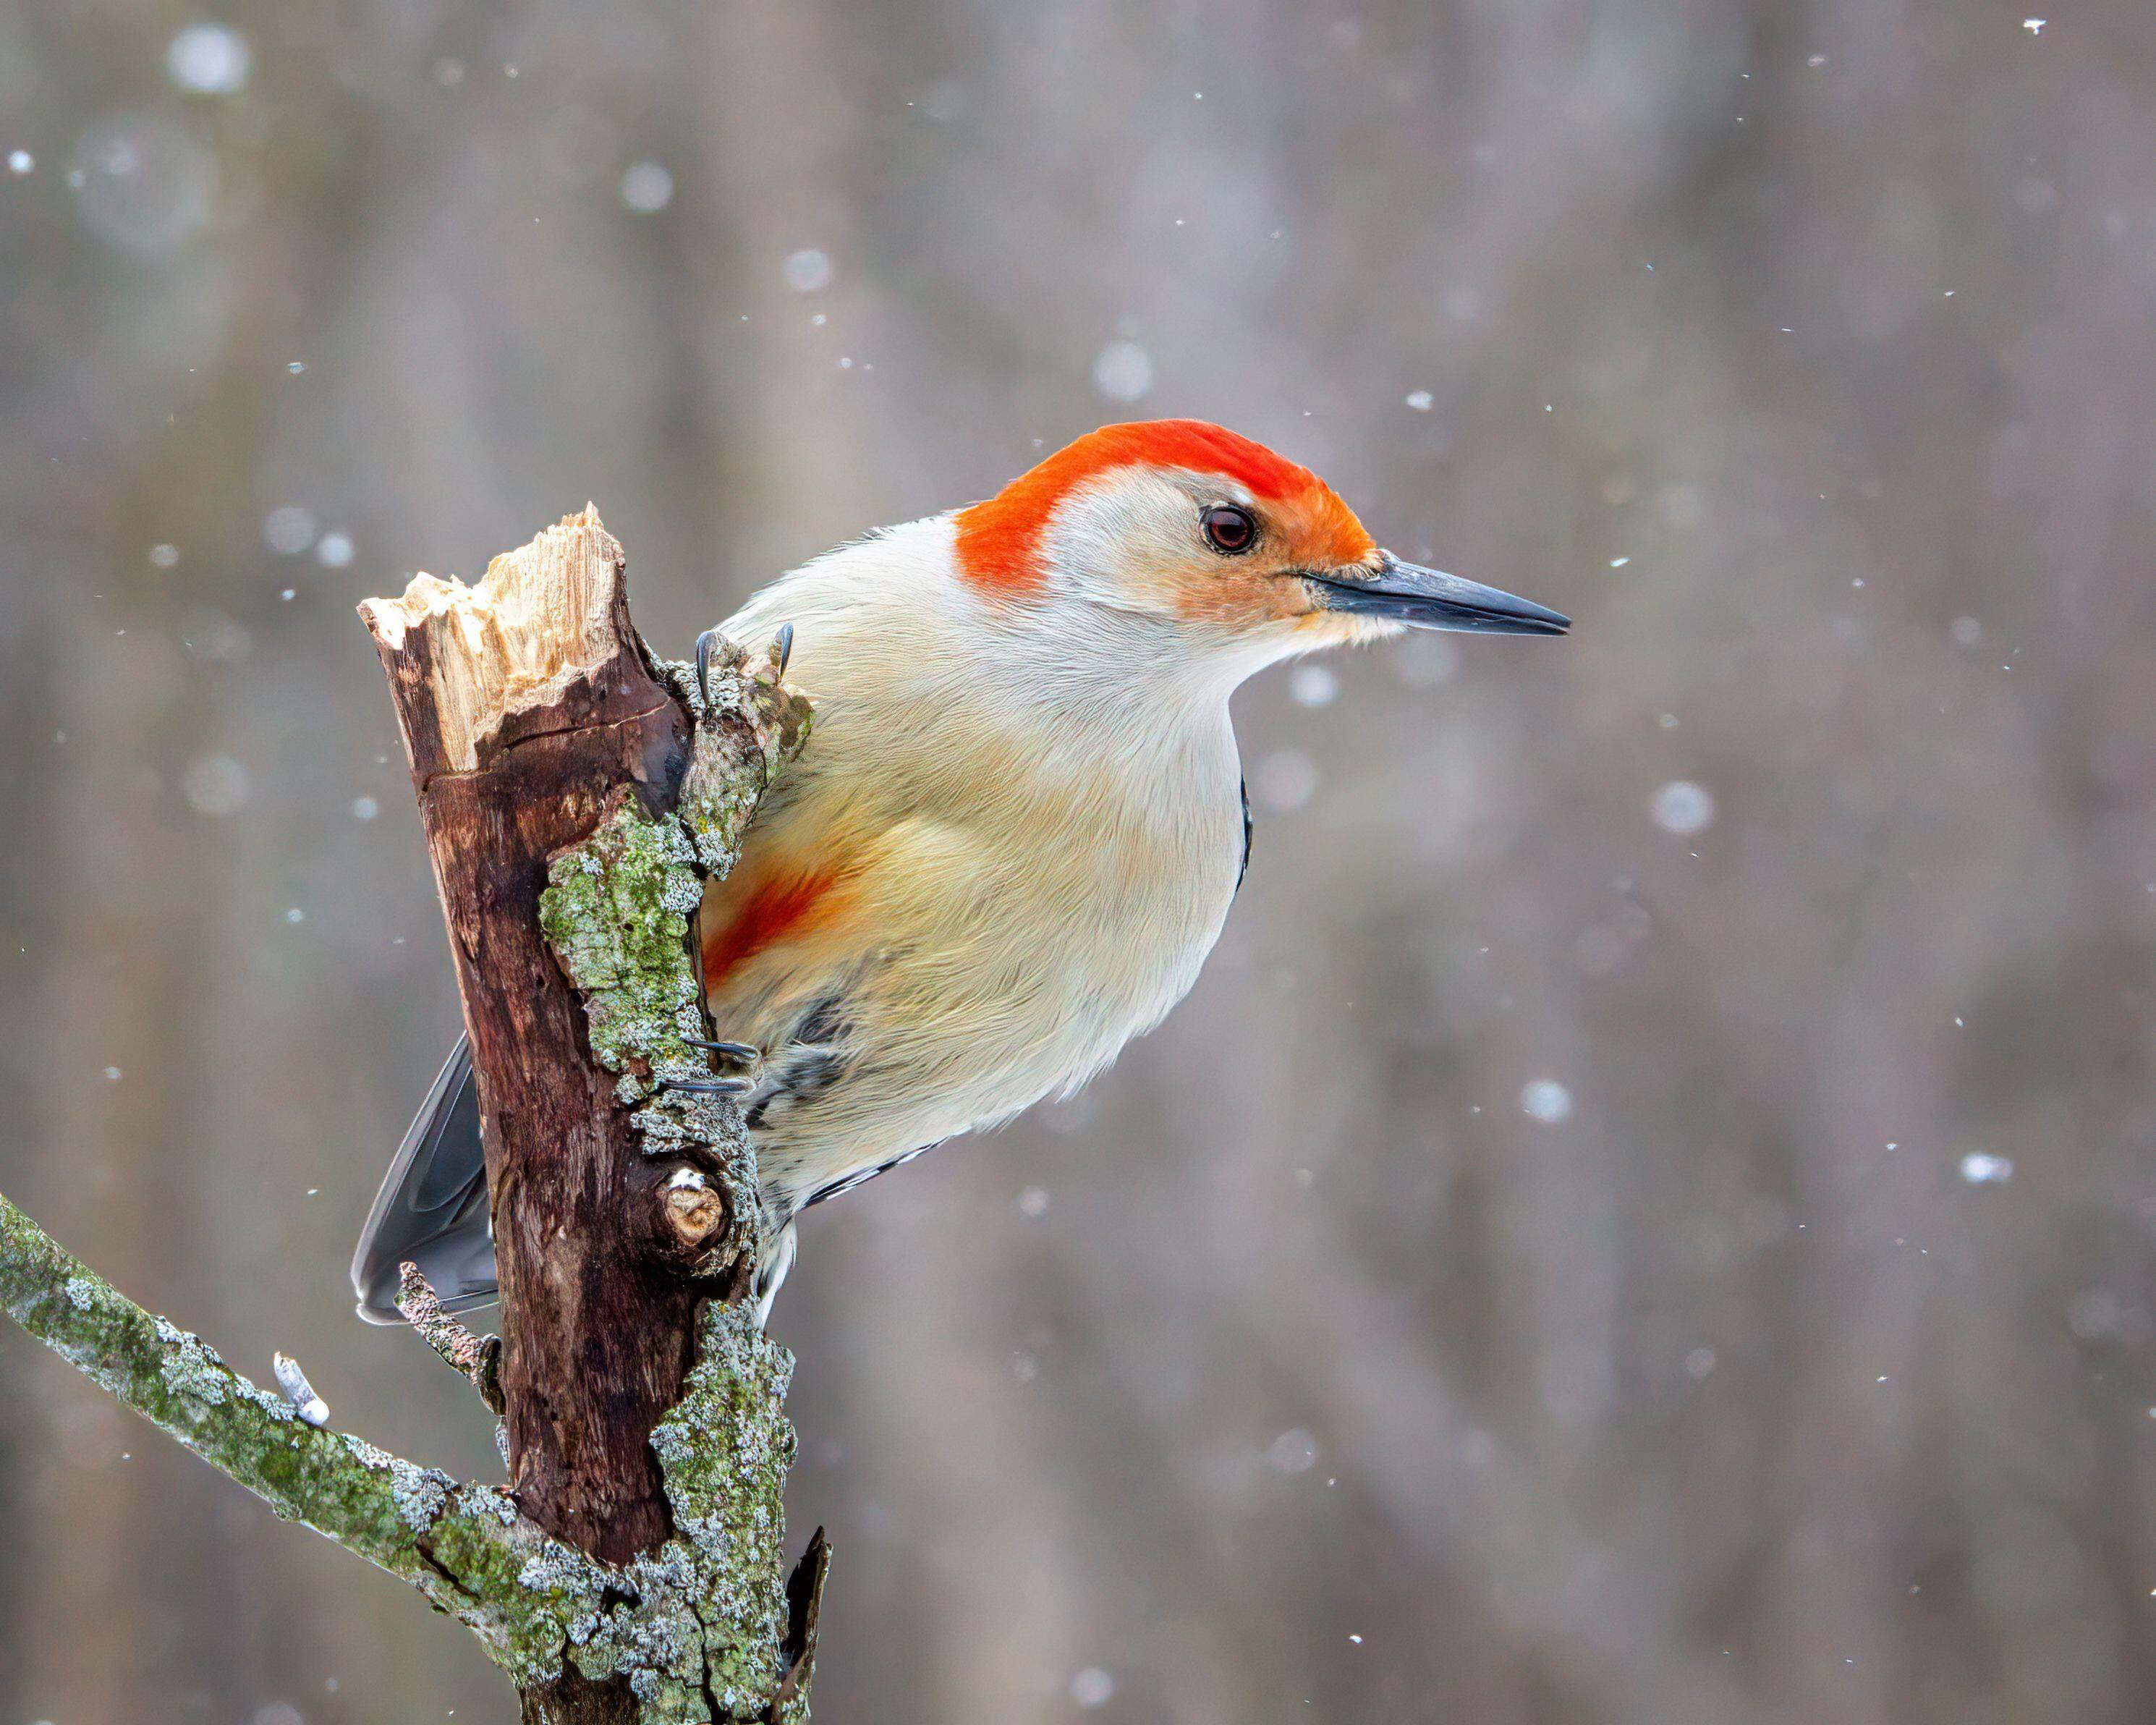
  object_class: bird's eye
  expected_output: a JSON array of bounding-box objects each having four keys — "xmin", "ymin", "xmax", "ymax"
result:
[{"xmin": 1201, "ymin": 504, "xmax": 1257, "ymax": 555}]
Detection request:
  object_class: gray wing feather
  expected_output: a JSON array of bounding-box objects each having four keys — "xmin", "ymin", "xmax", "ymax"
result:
[{"xmin": 350, "ymin": 1035, "xmax": 497, "ymax": 1325}]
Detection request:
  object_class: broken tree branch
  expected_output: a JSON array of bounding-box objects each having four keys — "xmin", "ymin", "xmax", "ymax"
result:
[
  {"xmin": 0, "ymin": 509, "xmax": 823, "ymax": 1725},
  {"xmin": 359, "ymin": 508, "xmax": 710, "ymax": 1564},
  {"xmin": 361, "ymin": 507, "xmax": 819, "ymax": 1722}
]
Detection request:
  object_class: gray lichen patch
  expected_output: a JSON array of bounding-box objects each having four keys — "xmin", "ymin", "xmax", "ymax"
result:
[
  {"xmin": 155, "ymin": 1316, "xmax": 232, "ymax": 1407},
  {"xmin": 392, "ymin": 1460, "xmax": 453, "ymax": 1530},
  {"xmin": 517, "ymin": 1303, "xmax": 802, "ymax": 1721},
  {"xmin": 649, "ymin": 1303, "xmax": 799, "ymax": 1717},
  {"xmin": 658, "ymin": 643, "xmax": 812, "ymax": 879}
]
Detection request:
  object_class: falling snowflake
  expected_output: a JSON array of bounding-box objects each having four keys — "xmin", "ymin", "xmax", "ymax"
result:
[
  {"xmin": 166, "ymin": 23, "xmax": 251, "ymax": 95},
  {"xmin": 183, "ymin": 754, "xmax": 250, "ymax": 816},
  {"xmin": 1092, "ymin": 339, "xmax": 1153, "ymax": 402},
  {"xmin": 619, "ymin": 161, "xmax": 674, "ymax": 213},
  {"xmin": 263, "ymin": 506, "xmax": 317, "ymax": 555},
  {"xmin": 782, "ymin": 248, "xmax": 833, "ymax": 292},
  {"xmin": 1267, "ymin": 1428, "xmax": 1319, "ymax": 1475},
  {"xmin": 1290, "ymin": 664, "xmax": 1338, "ymax": 708},
  {"xmin": 1650, "ymin": 780, "xmax": 1716, "ymax": 836},
  {"xmin": 1254, "ymin": 749, "xmax": 1317, "ymax": 810},
  {"xmin": 1959, "ymin": 1152, "xmax": 2013, "ymax": 1185}
]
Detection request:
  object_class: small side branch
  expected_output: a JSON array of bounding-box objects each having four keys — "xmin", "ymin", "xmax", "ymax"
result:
[
  {"xmin": 0, "ymin": 1188, "xmax": 606, "ymax": 1683},
  {"xmin": 396, "ymin": 1262, "xmax": 505, "ymax": 1414},
  {"xmin": 1, "ymin": 1187, "xmax": 831, "ymax": 1714}
]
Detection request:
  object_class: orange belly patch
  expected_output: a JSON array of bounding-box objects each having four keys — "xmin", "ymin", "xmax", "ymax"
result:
[{"xmin": 702, "ymin": 870, "xmax": 840, "ymax": 991}]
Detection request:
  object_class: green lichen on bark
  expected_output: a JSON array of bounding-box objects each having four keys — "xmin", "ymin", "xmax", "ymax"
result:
[
  {"xmin": 537, "ymin": 801, "xmax": 756, "ymax": 1193},
  {"xmin": 0, "ymin": 1189, "xmax": 610, "ymax": 1684},
  {"xmin": 538, "ymin": 636, "xmax": 810, "ymax": 1229},
  {"xmin": 647, "ymin": 1304, "xmax": 798, "ymax": 1714},
  {"xmin": 524, "ymin": 1306, "xmax": 799, "ymax": 1720},
  {"xmin": 538, "ymin": 800, "xmax": 707, "ymax": 1083},
  {"xmin": 522, "ymin": 632, "xmax": 820, "ymax": 1720},
  {"xmin": 1, "ymin": 1190, "xmax": 818, "ymax": 1720}
]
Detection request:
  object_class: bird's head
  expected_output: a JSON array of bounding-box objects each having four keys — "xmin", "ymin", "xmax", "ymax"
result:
[{"xmin": 953, "ymin": 420, "xmax": 1567, "ymax": 679}]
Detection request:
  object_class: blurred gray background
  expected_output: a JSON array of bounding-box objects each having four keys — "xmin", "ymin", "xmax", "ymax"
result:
[{"xmin": 4, "ymin": 2, "xmax": 2155, "ymax": 1722}]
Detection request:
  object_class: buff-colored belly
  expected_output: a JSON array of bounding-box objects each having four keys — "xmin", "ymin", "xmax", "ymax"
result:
[{"xmin": 700, "ymin": 760, "xmax": 1239, "ymax": 1214}]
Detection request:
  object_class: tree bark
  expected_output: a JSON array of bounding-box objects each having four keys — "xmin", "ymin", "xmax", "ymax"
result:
[
  {"xmin": 359, "ymin": 509, "xmax": 818, "ymax": 1721},
  {"xmin": 362, "ymin": 509, "xmax": 700, "ymax": 1563},
  {"xmin": 1, "ymin": 509, "xmax": 822, "ymax": 1724}
]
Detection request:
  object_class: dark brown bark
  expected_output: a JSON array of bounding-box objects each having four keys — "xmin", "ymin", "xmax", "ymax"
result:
[
  {"xmin": 364, "ymin": 520, "xmax": 698, "ymax": 1568},
  {"xmin": 520, "ymin": 1668, "xmax": 644, "ymax": 1725}
]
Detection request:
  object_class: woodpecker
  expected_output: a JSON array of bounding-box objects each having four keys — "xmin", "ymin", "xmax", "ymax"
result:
[{"xmin": 354, "ymin": 420, "xmax": 1568, "ymax": 1326}]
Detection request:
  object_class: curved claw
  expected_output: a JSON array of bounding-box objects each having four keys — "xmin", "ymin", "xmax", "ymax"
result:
[
  {"xmin": 682, "ymin": 1036, "xmax": 760, "ymax": 1062},
  {"xmin": 772, "ymin": 622, "xmax": 794, "ymax": 682},
  {"xmin": 694, "ymin": 627, "xmax": 724, "ymax": 711},
  {"xmin": 657, "ymin": 1075, "xmax": 752, "ymax": 1096}
]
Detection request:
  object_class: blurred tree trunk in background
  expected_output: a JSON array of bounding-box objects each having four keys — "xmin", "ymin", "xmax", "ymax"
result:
[{"xmin": 6, "ymin": 0, "xmax": 2156, "ymax": 1721}]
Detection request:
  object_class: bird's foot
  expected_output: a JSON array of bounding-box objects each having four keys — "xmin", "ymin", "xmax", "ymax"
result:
[
  {"xmin": 693, "ymin": 622, "xmax": 792, "ymax": 710},
  {"xmin": 657, "ymin": 1026, "xmax": 760, "ymax": 1095},
  {"xmin": 694, "ymin": 627, "xmax": 724, "ymax": 711},
  {"xmin": 657, "ymin": 1075, "xmax": 752, "ymax": 1096},
  {"xmin": 682, "ymin": 1035, "xmax": 760, "ymax": 1063}
]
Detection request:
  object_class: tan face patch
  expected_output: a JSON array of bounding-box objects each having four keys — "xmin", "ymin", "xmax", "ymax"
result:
[{"xmin": 1161, "ymin": 483, "xmax": 1378, "ymax": 631}]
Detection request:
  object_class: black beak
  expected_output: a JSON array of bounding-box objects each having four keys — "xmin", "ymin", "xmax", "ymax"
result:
[{"xmin": 1310, "ymin": 553, "xmax": 1570, "ymax": 637}]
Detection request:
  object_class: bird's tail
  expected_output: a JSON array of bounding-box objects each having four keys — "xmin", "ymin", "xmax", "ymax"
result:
[{"xmin": 350, "ymin": 1035, "xmax": 498, "ymax": 1324}]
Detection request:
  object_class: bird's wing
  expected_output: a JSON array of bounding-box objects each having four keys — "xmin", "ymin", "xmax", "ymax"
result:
[
  {"xmin": 350, "ymin": 1035, "xmax": 496, "ymax": 1324},
  {"xmin": 1237, "ymin": 774, "xmax": 1252, "ymax": 891}
]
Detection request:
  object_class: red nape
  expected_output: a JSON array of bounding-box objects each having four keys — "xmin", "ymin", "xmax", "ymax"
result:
[
  {"xmin": 702, "ymin": 870, "xmax": 838, "ymax": 989},
  {"xmin": 953, "ymin": 419, "xmax": 1342, "ymax": 594}
]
